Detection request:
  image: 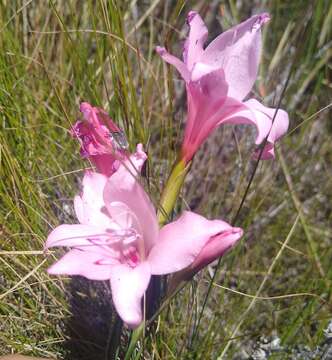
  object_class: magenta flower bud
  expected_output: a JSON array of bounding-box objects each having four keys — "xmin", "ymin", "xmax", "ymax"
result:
[{"xmin": 72, "ymin": 102, "xmax": 128, "ymax": 176}]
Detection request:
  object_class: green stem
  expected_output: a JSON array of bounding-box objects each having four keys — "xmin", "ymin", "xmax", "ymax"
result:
[
  {"xmin": 125, "ymin": 323, "xmax": 145, "ymax": 360},
  {"xmin": 157, "ymin": 157, "xmax": 191, "ymax": 226}
]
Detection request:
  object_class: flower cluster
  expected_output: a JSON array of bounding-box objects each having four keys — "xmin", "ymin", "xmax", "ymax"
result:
[{"xmin": 45, "ymin": 11, "xmax": 289, "ymax": 328}]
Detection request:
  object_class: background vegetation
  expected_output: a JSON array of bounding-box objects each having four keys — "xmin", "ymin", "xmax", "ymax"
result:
[{"xmin": 0, "ymin": 0, "xmax": 331, "ymax": 358}]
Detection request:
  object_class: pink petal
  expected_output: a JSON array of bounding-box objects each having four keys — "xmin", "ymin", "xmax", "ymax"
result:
[
  {"xmin": 219, "ymin": 98, "xmax": 289, "ymax": 159},
  {"xmin": 126, "ymin": 144, "xmax": 148, "ymax": 174},
  {"xmin": 190, "ymin": 227, "xmax": 243, "ymax": 273},
  {"xmin": 191, "ymin": 61, "xmax": 219, "ymax": 82},
  {"xmin": 76, "ymin": 171, "xmax": 111, "ymax": 227},
  {"xmin": 73, "ymin": 195, "xmax": 85, "ymax": 224},
  {"xmin": 200, "ymin": 13, "xmax": 270, "ymax": 100},
  {"xmin": 156, "ymin": 46, "xmax": 190, "ymax": 82},
  {"xmin": 245, "ymin": 99, "xmax": 289, "ymax": 159},
  {"xmin": 148, "ymin": 211, "xmax": 232, "ymax": 275},
  {"xmin": 182, "ymin": 69, "xmax": 228, "ymax": 161},
  {"xmin": 80, "ymin": 102, "xmax": 97, "ymax": 124},
  {"xmin": 219, "ymin": 97, "xmax": 271, "ymax": 144},
  {"xmin": 103, "ymin": 147, "xmax": 158, "ymax": 252},
  {"xmin": 109, "ymin": 262, "xmax": 151, "ymax": 328},
  {"xmin": 45, "ymin": 224, "xmax": 109, "ymax": 249},
  {"xmin": 192, "ymin": 68, "xmax": 228, "ymax": 101},
  {"xmin": 47, "ymin": 249, "xmax": 114, "ymax": 280},
  {"xmin": 107, "ymin": 201, "xmax": 134, "ymax": 230},
  {"xmin": 182, "ymin": 90, "xmax": 280, "ymax": 162},
  {"xmin": 184, "ymin": 11, "xmax": 208, "ymax": 71},
  {"xmin": 89, "ymin": 154, "xmax": 119, "ymax": 177},
  {"xmin": 80, "ymin": 102, "xmax": 121, "ymax": 133}
]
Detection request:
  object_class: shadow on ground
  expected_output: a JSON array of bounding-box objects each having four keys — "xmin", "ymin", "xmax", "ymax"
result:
[{"xmin": 63, "ymin": 277, "xmax": 124, "ymax": 360}]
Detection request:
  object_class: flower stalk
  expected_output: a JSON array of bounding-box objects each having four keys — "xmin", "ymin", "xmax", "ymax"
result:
[{"xmin": 157, "ymin": 157, "xmax": 191, "ymax": 226}]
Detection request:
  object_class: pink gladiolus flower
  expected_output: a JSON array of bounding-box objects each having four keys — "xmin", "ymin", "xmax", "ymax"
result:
[
  {"xmin": 157, "ymin": 12, "xmax": 289, "ymax": 162},
  {"xmin": 72, "ymin": 102, "xmax": 128, "ymax": 176},
  {"xmin": 45, "ymin": 144, "xmax": 242, "ymax": 328}
]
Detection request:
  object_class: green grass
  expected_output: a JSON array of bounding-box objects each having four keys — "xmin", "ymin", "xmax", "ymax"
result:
[{"xmin": 0, "ymin": 0, "xmax": 331, "ymax": 358}]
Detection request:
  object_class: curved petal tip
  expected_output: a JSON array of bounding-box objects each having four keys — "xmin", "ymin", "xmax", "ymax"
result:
[
  {"xmin": 156, "ymin": 46, "xmax": 166, "ymax": 55},
  {"xmin": 79, "ymin": 101, "xmax": 92, "ymax": 113},
  {"xmin": 252, "ymin": 12, "xmax": 270, "ymax": 30},
  {"xmin": 187, "ymin": 11, "xmax": 198, "ymax": 24}
]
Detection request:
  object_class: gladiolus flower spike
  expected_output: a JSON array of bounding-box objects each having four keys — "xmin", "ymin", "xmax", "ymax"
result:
[{"xmin": 157, "ymin": 12, "xmax": 289, "ymax": 163}]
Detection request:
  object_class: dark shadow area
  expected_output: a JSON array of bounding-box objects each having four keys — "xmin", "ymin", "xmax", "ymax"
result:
[
  {"xmin": 63, "ymin": 277, "xmax": 125, "ymax": 360},
  {"xmin": 145, "ymin": 275, "xmax": 166, "ymax": 320},
  {"xmin": 62, "ymin": 276, "xmax": 165, "ymax": 359}
]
